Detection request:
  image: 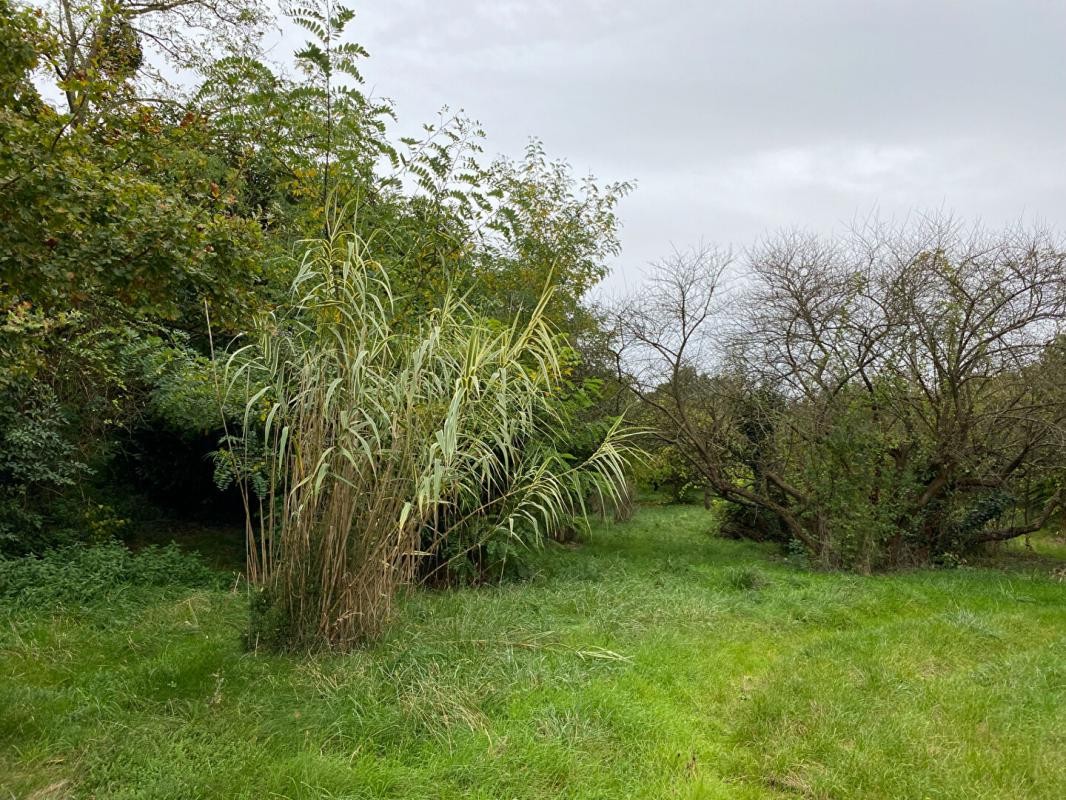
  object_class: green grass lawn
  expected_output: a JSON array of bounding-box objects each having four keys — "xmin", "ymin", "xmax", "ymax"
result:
[{"xmin": 2, "ymin": 506, "xmax": 1065, "ymax": 799}]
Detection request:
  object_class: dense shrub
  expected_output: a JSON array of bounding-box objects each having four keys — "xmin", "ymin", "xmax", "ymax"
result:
[
  {"xmin": 637, "ymin": 445, "xmax": 704, "ymax": 504},
  {"xmin": 0, "ymin": 384, "xmax": 89, "ymax": 554}
]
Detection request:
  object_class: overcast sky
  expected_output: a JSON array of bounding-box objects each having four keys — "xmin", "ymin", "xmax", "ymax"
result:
[{"xmin": 279, "ymin": 0, "xmax": 1066, "ymax": 291}]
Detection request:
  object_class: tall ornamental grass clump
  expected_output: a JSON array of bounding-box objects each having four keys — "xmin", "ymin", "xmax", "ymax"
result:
[{"xmin": 224, "ymin": 231, "xmax": 635, "ymax": 649}]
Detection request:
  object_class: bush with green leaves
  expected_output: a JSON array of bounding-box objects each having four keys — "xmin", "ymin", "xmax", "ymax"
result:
[
  {"xmin": 636, "ymin": 445, "xmax": 704, "ymax": 504},
  {"xmin": 0, "ymin": 303, "xmax": 248, "ymax": 549},
  {"xmin": 0, "ymin": 383, "xmax": 89, "ymax": 554}
]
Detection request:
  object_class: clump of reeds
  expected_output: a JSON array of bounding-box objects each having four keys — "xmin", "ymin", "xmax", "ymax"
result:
[{"xmin": 225, "ymin": 229, "xmax": 635, "ymax": 649}]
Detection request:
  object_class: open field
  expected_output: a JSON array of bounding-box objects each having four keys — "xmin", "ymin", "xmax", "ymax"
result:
[{"xmin": 2, "ymin": 505, "xmax": 1065, "ymax": 799}]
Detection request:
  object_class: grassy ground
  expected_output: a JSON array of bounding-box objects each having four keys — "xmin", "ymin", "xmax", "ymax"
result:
[{"xmin": 2, "ymin": 505, "xmax": 1064, "ymax": 799}]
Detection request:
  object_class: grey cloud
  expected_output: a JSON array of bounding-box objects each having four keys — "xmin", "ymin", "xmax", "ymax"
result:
[{"xmin": 345, "ymin": 0, "xmax": 1066, "ymax": 284}]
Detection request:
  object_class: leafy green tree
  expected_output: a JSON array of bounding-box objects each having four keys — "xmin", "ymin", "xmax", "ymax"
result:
[{"xmin": 0, "ymin": 1, "xmax": 270, "ymax": 548}]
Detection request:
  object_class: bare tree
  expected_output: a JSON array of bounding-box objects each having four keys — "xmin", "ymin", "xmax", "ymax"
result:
[
  {"xmin": 611, "ymin": 217, "xmax": 1066, "ymax": 568},
  {"xmin": 609, "ymin": 245, "xmax": 825, "ymax": 554}
]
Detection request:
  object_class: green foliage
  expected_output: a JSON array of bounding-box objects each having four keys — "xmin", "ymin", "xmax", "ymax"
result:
[
  {"xmin": 194, "ymin": 1, "xmax": 395, "ymax": 247},
  {"xmin": 718, "ymin": 502, "xmax": 786, "ymax": 543},
  {"xmin": 0, "ymin": 0, "xmax": 39, "ymax": 107},
  {"xmin": 0, "ymin": 296, "xmax": 242, "ymax": 550},
  {"xmin": 638, "ymin": 445, "xmax": 703, "ymax": 503},
  {"xmin": 0, "ymin": 0, "xmax": 277, "ymax": 547},
  {"xmin": 0, "ymin": 539, "xmax": 219, "ymax": 608},
  {"xmin": 1, "ymin": 0, "xmax": 633, "ymax": 575},
  {"xmin": 479, "ymin": 140, "xmax": 632, "ymax": 328},
  {"xmin": 426, "ymin": 346, "xmax": 634, "ymax": 583},
  {"xmin": 789, "ymin": 387, "xmax": 918, "ymax": 570},
  {"xmin": 0, "ymin": 383, "xmax": 88, "ymax": 553},
  {"xmin": 723, "ymin": 565, "xmax": 771, "ymax": 591},
  {"xmin": 1, "ymin": 0, "xmax": 266, "ymax": 325},
  {"xmin": 1, "ymin": 107, "xmax": 267, "ymax": 326}
]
